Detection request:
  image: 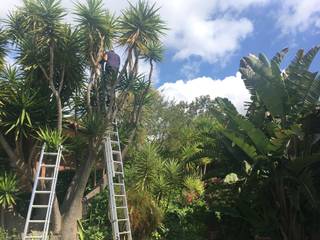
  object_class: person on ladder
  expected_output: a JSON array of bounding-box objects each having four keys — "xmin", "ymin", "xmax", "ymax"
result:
[{"xmin": 99, "ymin": 50, "xmax": 120, "ymax": 112}]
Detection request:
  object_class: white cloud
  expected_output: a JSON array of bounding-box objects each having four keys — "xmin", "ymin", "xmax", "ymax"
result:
[
  {"xmin": 0, "ymin": 0, "xmax": 269, "ymax": 64},
  {"xmin": 170, "ymin": 17, "xmax": 253, "ymax": 63},
  {"xmin": 158, "ymin": 72, "xmax": 250, "ymax": 113},
  {"xmin": 0, "ymin": 1, "xmax": 22, "ymax": 20},
  {"xmin": 181, "ymin": 61, "xmax": 201, "ymax": 79},
  {"xmin": 139, "ymin": 61, "xmax": 160, "ymax": 84},
  {"xmin": 156, "ymin": 0, "xmax": 267, "ymax": 63},
  {"xmin": 277, "ymin": 0, "xmax": 320, "ymax": 33}
]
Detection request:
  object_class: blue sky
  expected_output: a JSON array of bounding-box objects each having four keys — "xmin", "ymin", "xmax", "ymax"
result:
[{"xmin": 1, "ymin": 0, "xmax": 320, "ymax": 112}]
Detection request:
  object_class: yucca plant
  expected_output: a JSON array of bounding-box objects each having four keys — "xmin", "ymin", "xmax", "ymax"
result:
[
  {"xmin": 183, "ymin": 176, "xmax": 204, "ymax": 204},
  {"xmin": 0, "ymin": 66, "xmax": 47, "ymax": 140},
  {"xmin": 36, "ymin": 127, "xmax": 67, "ymax": 151},
  {"xmin": 0, "ymin": 172, "xmax": 19, "ymax": 227},
  {"xmin": 0, "ymin": 28, "xmax": 8, "ymax": 70}
]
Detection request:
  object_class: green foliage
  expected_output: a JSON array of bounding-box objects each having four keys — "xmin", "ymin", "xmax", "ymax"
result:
[
  {"xmin": 158, "ymin": 200, "xmax": 210, "ymax": 240},
  {"xmin": 240, "ymin": 46, "xmax": 320, "ymax": 123},
  {"xmin": 82, "ymin": 191, "xmax": 111, "ymax": 239},
  {"xmin": 128, "ymin": 143, "xmax": 163, "ymax": 191},
  {"xmin": 0, "ymin": 172, "xmax": 19, "ymax": 209},
  {"xmin": 36, "ymin": 127, "xmax": 66, "ymax": 150},
  {"xmin": 142, "ymin": 41, "xmax": 165, "ymax": 63},
  {"xmin": 77, "ymin": 220, "xmax": 85, "ymax": 240},
  {"xmin": 183, "ymin": 176, "xmax": 205, "ymax": 203},
  {"xmin": 81, "ymin": 113, "xmax": 107, "ymax": 138},
  {"xmin": 119, "ymin": 0, "xmax": 167, "ymax": 49},
  {"xmin": 0, "ymin": 66, "xmax": 49, "ymax": 140},
  {"xmin": 128, "ymin": 190, "xmax": 163, "ymax": 240},
  {"xmin": 74, "ymin": 0, "xmax": 118, "ymax": 59},
  {"xmin": 0, "ymin": 29, "xmax": 8, "ymax": 70},
  {"xmin": 0, "ymin": 227, "xmax": 20, "ymax": 240}
]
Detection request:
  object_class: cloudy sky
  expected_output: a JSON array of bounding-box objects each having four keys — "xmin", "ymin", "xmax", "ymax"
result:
[{"xmin": 1, "ymin": 0, "xmax": 320, "ymax": 112}]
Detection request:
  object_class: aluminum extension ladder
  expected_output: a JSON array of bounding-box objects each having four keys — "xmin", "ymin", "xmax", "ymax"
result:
[
  {"xmin": 104, "ymin": 122, "xmax": 132, "ymax": 240},
  {"xmin": 23, "ymin": 143, "xmax": 63, "ymax": 240}
]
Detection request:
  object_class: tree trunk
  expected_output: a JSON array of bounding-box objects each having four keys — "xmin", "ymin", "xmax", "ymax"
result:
[
  {"xmin": 55, "ymin": 93, "xmax": 63, "ymax": 133},
  {"xmin": 51, "ymin": 197, "xmax": 62, "ymax": 234},
  {"xmin": 0, "ymin": 208, "xmax": 4, "ymax": 228},
  {"xmin": 60, "ymin": 142, "xmax": 96, "ymax": 240}
]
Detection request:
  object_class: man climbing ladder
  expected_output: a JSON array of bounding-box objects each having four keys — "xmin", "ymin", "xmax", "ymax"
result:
[{"xmin": 99, "ymin": 50, "xmax": 121, "ymax": 112}]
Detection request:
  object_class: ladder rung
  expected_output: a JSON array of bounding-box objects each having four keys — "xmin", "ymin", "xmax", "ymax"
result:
[
  {"xmin": 24, "ymin": 236, "xmax": 43, "ymax": 239},
  {"xmin": 32, "ymin": 205, "xmax": 49, "ymax": 208},
  {"xmin": 38, "ymin": 177, "xmax": 54, "ymax": 180},
  {"xmin": 35, "ymin": 190, "xmax": 51, "ymax": 194},
  {"xmin": 118, "ymin": 218, "xmax": 129, "ymax": 222},
  {"xmin": 119, "ymin": 231, "xmax": 131, "ymax": 235},
  {"xmin": 114, "ymin": 171, "xmax": 123, "ymax": 175},
  {"xmin": 112, "ymin": 150, "xmax": 121, "ymax": 155},
  {"xmin": 113, "ymin": 183, "xmax": 124, "ymax": 186},
  {"xmin": 110, "ymin": 140, "xmax": 118, "ymax": 144},
  {"xmin": 41, "ymin": 164, "xmax": 56, "ymax": 168},
  {"xmin": 114, "ymin": 194, "xmax": 126, "ymax": 197},
  {"xmin": 44, "ymin": 152, "xmax": 58, "ymax": 156},
  {"xmin": 109, "ymin": 131, "xmax": 118, "ymax": 135},
  {"xmin": 29, "ymin": 220, "xmax": 46, "ymax": 223},
  {"xmin": 116, "ymin": 206, "xmax": 127, "ymax": 209},
  {"xmin": 113, "ymin": 161, "xmax": 122, "ymax": 164}
]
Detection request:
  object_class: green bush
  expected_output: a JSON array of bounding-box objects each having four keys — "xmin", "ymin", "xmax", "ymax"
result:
[
  {"xmin": 156, "ymin": 199, "xmax": 210, "ymax": 240},
  {"xmin": 82, "ymin": 190, "xmax": 112, "ymax": 239},
  {"xmin": 0, "ymin": 227, "xmax": 20, "ymax": 240}
]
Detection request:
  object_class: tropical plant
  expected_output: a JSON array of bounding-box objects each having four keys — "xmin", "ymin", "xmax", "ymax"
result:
[
  {"xmin": 202, "ymin": 47, "xmax": 320, "ymax": 239},
  {"xmin": 128, "ymin": 190, "xmax": 163, "ymax": 240},
  {"xmin": 36, "ymin": 127, "xmax": 67, "ymax": 150},
  {"xmin": 0, "ymin": 29, "xmax": 7, "ymax": 70},
  {"xmin": 0, "ymin": 172, "xmax": 19, "ymax": 227}
]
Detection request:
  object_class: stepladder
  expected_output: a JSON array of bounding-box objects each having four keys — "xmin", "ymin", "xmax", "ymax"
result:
[
  {"xmin": 23, "ymin": 143, "xmax": 63, "ymax": 240},
  {"xmin": 104, "ymin": 123, "xmax": 132, "ymax": 240}
]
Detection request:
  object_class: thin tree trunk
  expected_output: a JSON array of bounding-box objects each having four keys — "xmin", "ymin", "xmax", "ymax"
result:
[{"xmin": 122, "ymin": 60, "xmax": 153, "ymax": 160}]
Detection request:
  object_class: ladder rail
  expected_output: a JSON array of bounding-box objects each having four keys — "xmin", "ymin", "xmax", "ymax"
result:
[
  {"xmin": 23, "ymin": 144, "xmax": 46, "ymax": 239},
  {"xmin": 105, "ymin": 138, "xmax": 120, "ymax": 239},
  {"xmin": 43, "ymin": 146, "xmax": 62, "ymax": 240},
  {"xmin": 113, "ymin": 127, "xmax": 132, "ymax": 238},
  {"xmin": 105, "ymin": 121, "xmax": 132, "ymax": 240},
  {"xmin": 23, "ymin": 144, "xmax": 62, "ymax": 240}
]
